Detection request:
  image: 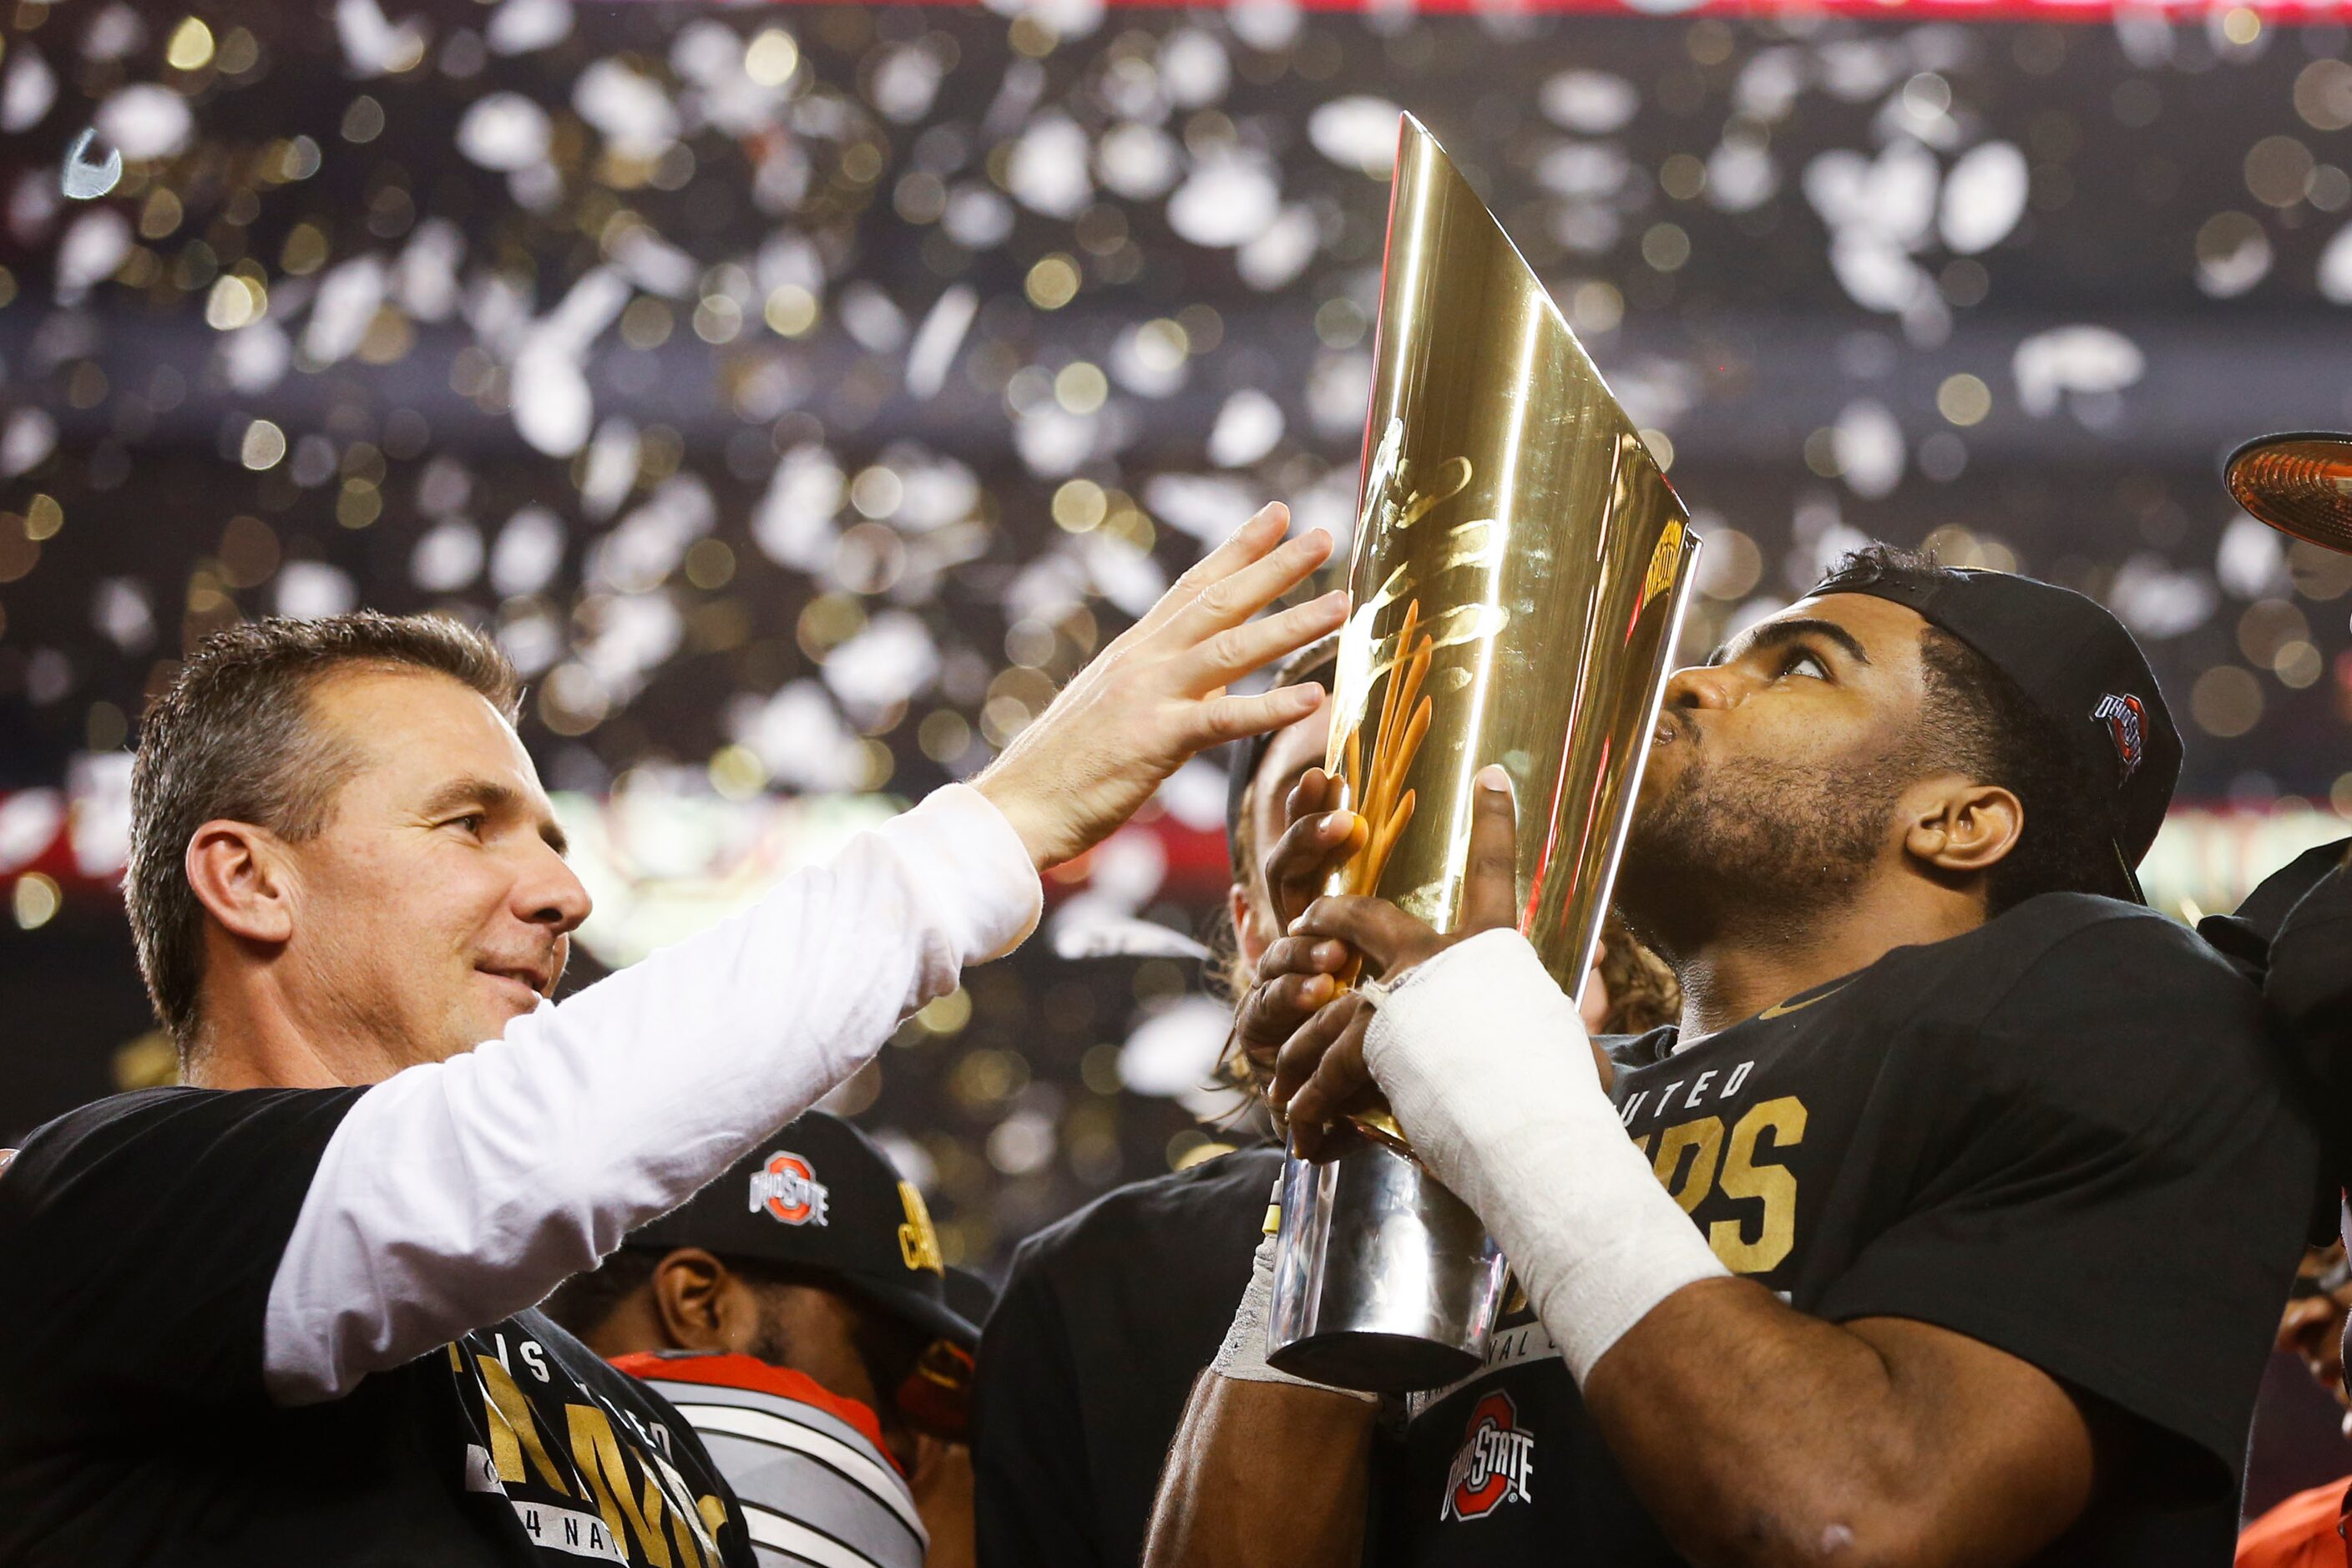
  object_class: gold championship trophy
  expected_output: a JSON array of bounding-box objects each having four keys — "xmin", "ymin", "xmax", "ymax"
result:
[{"xmin": 1264, "ymin": 116, "xmax": 1702, "ymax": 1393}]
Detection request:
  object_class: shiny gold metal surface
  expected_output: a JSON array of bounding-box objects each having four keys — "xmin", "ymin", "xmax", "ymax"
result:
[
  {"xmin": 1325, "ymin": 115, "xmax": 1700, "ymax": 1014},
  {"xmin": 2226, "ymin": 432, "xmax": 2352, "ymax": 555},
  {"xmin": 1263, "ymin": 116, "xmax": 1702, "ymax": 1395}
]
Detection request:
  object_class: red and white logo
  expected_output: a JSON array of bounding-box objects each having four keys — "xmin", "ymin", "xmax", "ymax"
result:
[
  {"xmin": 746, "ymin": 1152, "xmax": 829, "ymax": 1227},
  {"xmin": 1440, "ymin": 1390, "xmax": 1536, "ymax": 1521},
  {"xmin": 2092, "ymin": 693, "xmax": 2147, "ymax": 781}
]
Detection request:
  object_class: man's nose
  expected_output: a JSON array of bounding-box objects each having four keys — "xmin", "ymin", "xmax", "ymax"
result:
[
  {"xmin": 518, "ymin": 842, "xmax": 592, "ymax": 935},
  {"xmin": 1662, "ymin": 663, "xmax": 1739, "ymax": 711}
]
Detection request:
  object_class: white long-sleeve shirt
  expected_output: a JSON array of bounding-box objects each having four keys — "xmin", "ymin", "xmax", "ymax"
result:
[{"xmin": 261, "ymin": 782, "xmax": 1039, "ymax": 1404}]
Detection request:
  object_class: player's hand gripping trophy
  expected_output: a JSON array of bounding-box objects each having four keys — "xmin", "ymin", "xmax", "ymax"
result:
[{"xmin": 1257, "ymin": 117, "xmax": 1702, "ymax": 1393}]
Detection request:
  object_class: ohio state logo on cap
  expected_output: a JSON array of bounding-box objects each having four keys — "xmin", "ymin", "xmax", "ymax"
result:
[
  {"xmin": 746, "ymin": 1151, "xmax": 829, "ymax": 1227},
  {"xmin": 2092, "ymin": 693, "xmax": 2147, "ymax": 782},
  {"xmin": 1440, "ymin": 1389, "xmax": 1536, "ymax": 1521}
]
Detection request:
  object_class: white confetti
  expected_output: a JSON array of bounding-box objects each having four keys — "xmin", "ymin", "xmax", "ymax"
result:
[
  {"xmin": 3, "ymin": 45, "xmax": 56, "ymax": 134},
  {"xmin": 412, "ymin": 519, "xmax": 486, "ymax": 594},
  {"xmin": 53, "ymin": 207, "xmax": 130, "ymax": 303},
  {"xmin": 1939, "ymin": 141, "xmax": 2027, "ymax": 255},
  {"xmin": 456, "ymin": 93, "xmax": 551, "ymax": 172},
  {"xmin": 1096, "ymin": 122, "xmax": 1180, "ymax": 200},
  {"xmin": 335, "ymin": 0, "xmax": 427, "ymax": 77},
  {"xmin": 1208, "ymin": 389, "xmax": 1286, "ymax": 468},
  {"xmin": 486, "ymin": 0, "xmax": 569, "ymax": 55},
  {"xmin": 905, "ymin": 285, "xmax": 979, "ymax": 401},
  {"xmin": 277, "ymin": 562, "xmax": 357, "ymax": 620},
  {"xmin": 93, "ymin": 85, "xmax": 191, "ymax": 162},
  {"xmin": 1832, "ymin": 399, "xmax": 1904, "ymax": 499},
  {"xmin": 574, "ymin": 58, "xmax": 678, "ymax": 159},
  {"xmin": 2012, "ymin": 326, "xmax": 2144, "ymax": 417},
  {"xmin": 1158, "ymin": 30, "xmax": 1228, "ymax": 109},
  {"xmin": 1168, "ymin": 152, "xmax": 1280, "ymax": 249},
  {"xmin": 2319, "ymin": 222, "xmax": 2352, "ymax": 306},
  {"xmin": 490, "ymin": 506, "xmax": 567, "ymax": 597},
  {"xmin": 1540, "ymin": 70, "xmax": 1639, "ymax": 134},
  {"xmin": 1308, "ymin": 97, "xmax": 1403, "ymax": 175},
  {"xmin": 1, "ymin": 408, "xmax": 58, "ymax": 478},
  {"xmin": 1008, "ymin": 114, "xmax": 1093, "ymax": 220},
  {"xmin": 753, "ymin": 446, "xmax": 846, "ymax": 570},
  {"xmin": 302, "ymin": 256, "xmax": 388, "ymax": 367}
]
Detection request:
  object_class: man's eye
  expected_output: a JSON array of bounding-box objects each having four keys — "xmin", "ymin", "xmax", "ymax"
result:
[
  {"xmin": 447, "ymin": 814, "xmax": 487, "ymax": 836},
  {"xmin": 1780, "ymin": 651, "xmax": 1829, "ymax": 680}
]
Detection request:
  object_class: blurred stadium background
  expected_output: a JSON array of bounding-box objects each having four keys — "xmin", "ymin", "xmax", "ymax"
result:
[{"xmin": 4, "ymin": 0, "xmax": 2352, "ymax": 1502}]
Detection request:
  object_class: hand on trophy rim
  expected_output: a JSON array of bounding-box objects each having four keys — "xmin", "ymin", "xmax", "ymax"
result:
[
  {"xmin": 973, "ymin": 503, "xmax": 1347, "ymax": 872},
  {"xmin": 1271, "ymin": 764, "xmax": 1520, "ymax": 1157}
]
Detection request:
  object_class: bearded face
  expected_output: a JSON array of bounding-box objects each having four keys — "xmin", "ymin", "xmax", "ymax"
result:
[
  {"xmin": 1610, "ymin": 596, "xmax": 1945, "ymax": 961},
  {"xmin": 1615, "ymin": 736, "xmax": 1913, "ymax": 960}
]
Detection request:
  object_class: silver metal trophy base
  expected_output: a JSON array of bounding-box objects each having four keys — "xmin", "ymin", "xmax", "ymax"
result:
[{"xmin": 1265, "ymin": 1139, "xmax": 1509, "ymax": 1393}]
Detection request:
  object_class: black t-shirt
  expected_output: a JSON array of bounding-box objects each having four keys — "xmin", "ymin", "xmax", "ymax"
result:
[
  {"xmin": 971, "ymin": 1142, "xmax": 1283, "ymax": 1568},
  {"xmin": 1373, "ymin": 893, "xmax": 2320, "ymax": 1567},
  {"xmin": 0, "ymin": 1086, "xmax": 753, "ymax": 1568}
]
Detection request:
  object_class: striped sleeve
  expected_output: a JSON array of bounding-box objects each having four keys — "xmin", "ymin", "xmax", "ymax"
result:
[{"xmin": 633, "ymin": 1368, "xmax": 926, "ymax": 1568}]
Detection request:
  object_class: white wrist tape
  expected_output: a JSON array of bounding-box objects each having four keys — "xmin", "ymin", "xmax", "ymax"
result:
[
  {"xmin": 1210, "ymin": 1213, "xmax": 1378, "ymax": 1402},
  {"xmin": 1364, "ymin": 929, "xmax": 1729, "ymax": 1383}
]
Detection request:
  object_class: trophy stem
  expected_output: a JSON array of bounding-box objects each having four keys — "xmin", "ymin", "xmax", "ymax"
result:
[{"xmin": 1265, "ymin": 1140, "xmax": 1509, "ymax": 1393}]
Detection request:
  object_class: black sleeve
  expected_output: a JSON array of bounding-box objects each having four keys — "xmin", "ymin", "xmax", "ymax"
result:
[
  {"xmin": 972, "ymin": 1240, "xmax": 1105, "ymax": 1568},
  {"xmin": 0, "ymin": 1086, "xmax": 364, "ymax": 1426},
  {"xmin": 1813, "ymin": 913, "xmax": 2321, "ymax": 1484},
  {"xmin": 2263, "ymin": 857, "xmax": 2352, "ymax": 1099}
]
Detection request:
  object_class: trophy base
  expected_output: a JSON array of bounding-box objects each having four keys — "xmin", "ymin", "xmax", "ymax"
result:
[
  {"xmin": 1266, "ymin": 1328, "xmax": 1484, "ymax": 1393},
  {"xmin": 1265, "ymin": 1139, "xmax": 1508, "ymax": 1394}
]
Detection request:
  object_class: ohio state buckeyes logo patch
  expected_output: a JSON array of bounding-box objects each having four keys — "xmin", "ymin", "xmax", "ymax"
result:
[
  {"xmin": 2092, "ymin": 693, "xmax": 2147, "ymax": 781},
  {"xmin": 746, "ymin": 1151, "xmax": 829, "ymax": 1226},
  {"xmin": 1440, "ymin": 1389, "xmax": 1535, "ymax": 1521}
]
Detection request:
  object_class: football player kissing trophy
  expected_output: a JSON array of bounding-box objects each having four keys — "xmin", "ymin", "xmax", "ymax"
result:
[{"xmin": 1263, "ymin": 115, "xmax": 1702, "ymax": 1393}]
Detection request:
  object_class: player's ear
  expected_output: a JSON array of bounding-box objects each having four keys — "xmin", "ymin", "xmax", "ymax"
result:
[
  {"xmin": 185, "ymin": 820, "xmax": 297, "ymax": 947},
  {"xmin": 1230, "ymin": 880, "xmax": 1272, "ymax": 967},
  {"xmin": 1901, "ymin": 780, "xmax": 2023, "ymax": 879},
  {"xmin": 650, "ymin": 1249, "xmax": 732, "ymax": 1353}
]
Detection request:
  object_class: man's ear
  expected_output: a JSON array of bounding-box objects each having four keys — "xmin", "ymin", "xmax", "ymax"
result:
[
  {"xmin": 650, "ymin": 1248, "xmax": 737, "ymax": 1353},
  {"xmin": 1229, "ymin": 881, "xmax": 1272, "ymax": 968},
  {"xmin": 185, "ymin": 820, "xmax": 298, "ymax": 947},
  {"xmin": 1901, "ymin": 780, "xmax": 2024, "ymax": 879}
]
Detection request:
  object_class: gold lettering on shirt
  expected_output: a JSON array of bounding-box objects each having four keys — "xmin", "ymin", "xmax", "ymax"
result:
[
  {"xmin": 1710, "ymin": 1097, "xmax": 1807, "ymax": 1273},
  {"xmin": 475, "ymin": 1354, "xmax": 573, "ymax": 1496},
  {"xmin": 1629, "ymin": 1095, "xmax": 1809, "ymax": 1277},
  {"xmin": 1650, "ymin": 1116, "xmax": 1726, "ymax": 1214},
  {"xmin": 566, "ymin": 1402, "xmax": 682, "ymax": 1568}
]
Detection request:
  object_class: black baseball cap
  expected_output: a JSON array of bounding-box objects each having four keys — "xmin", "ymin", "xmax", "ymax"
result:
[
  {"xmin": 1224, "ymin": 630, "xmax": 1342, "ymax": 878},
  {"xmin": 1808, "ymin": 554, "xmax": 2181, "ymax": 903},
  {"xmin": 631, "ymin": 1111, "xmax": 977, "ymax": 1350}
]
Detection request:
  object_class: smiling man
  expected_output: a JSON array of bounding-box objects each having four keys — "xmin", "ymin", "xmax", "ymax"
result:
[
  {"xmin": 0, "ymin": 503, "xmax": 1343, "ymax": 1568},
  {"xmin": 1146, "ymin": 544, "xmax": 2326, "ymax": 1568}
]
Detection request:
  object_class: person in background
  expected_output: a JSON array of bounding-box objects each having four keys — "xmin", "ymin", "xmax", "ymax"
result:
[
  {"xmin": 2213, "ymin": 837, "xmax": 2352, "ymax": 1568},
  {"xmin": 545, "ymin": 1112, "xmax": 979, "ymax": 1568},
  {"xmin": 969, "ymin": 631, "xmax": 1678, "ymax": 1568},
  {"xmin": 0, "ymin": 503, "xmax": 1341, "ymax": 1568},
  {"xmin": 2234, "ymin": 1242, "xmax": 2352, "ymax": 1568}
]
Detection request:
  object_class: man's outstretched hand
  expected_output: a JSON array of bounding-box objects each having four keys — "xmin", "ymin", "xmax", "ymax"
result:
[
  {"xmin": 974, "ymin": 503, "xmax": 1345, "ymax": 871},
  {"xmin": 1264, "ymin": 764, "xmax": 1523, "ymax": 1157}
]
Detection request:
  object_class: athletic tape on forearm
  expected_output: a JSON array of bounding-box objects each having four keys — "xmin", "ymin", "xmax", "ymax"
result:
[
  {"xmin": 1210, "ymin": 1228, "xmax": 1379, "ymax": 1402},
  {"xmin": 1363, "ymin": 929, "xmax": 1728, "ymax": 1383}
]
